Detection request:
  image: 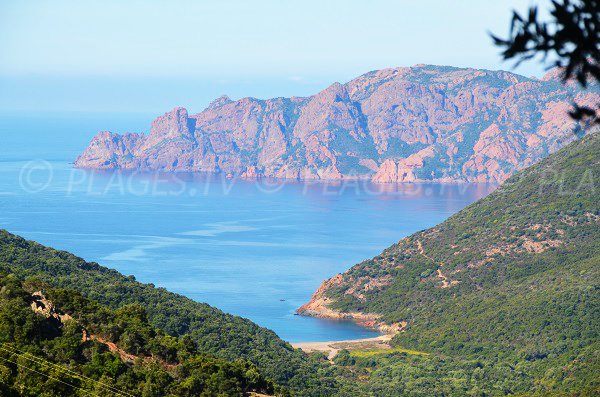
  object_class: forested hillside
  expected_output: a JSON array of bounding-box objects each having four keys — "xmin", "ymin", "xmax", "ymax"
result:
[
  {"xmin": 0, "ymin": 273, "xmax": 277, "ymax": 396},
  {"xmin": 0, "ymin": 231, "xmax": 335, "ymax": 395},
  {"xmin": 302, "ymin": 132, "xmax": 600, "ymax": 395}
]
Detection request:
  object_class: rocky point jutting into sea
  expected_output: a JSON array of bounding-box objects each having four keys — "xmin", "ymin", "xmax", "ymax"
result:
[{"xmin": 75, "ymin": 64, "xmax": 598, "ymax": 183}]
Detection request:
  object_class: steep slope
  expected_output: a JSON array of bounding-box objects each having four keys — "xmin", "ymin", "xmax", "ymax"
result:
[
  {"xmin": 0, "ymin": 274, "xmax": 277, "ymax": 396},
  {"xmin": 0, "ymin": 231, "xmax": 337, "ymax": 395},
  {"xmin": 75, "ymin": 64, "xmax": 599, "ymax": 183},
  {"xmin": 300, "ymin": 133, "xmax": 599, "ymax": 395}
]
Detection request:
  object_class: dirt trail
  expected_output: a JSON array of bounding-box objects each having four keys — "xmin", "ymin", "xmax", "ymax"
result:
[
  {"xmin": 83, "ymin": 331, "xmax": 139, "ymax": 363},
  {"xmin": 82, "ymin": 330, "xmax": 177, "ymax": 370},
  {"xmin": 436, "ymin": 269, "xmax": 450, "ymax": 288},
  {"xmin": 417, "ymin": 240, "xmax": 452, "ymax": 288}
]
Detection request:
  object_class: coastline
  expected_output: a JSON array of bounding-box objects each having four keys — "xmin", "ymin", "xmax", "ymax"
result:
[
  {"xmin": 72, "ymin": 164, "xmax": 488, "ymax": 185},
  {"xmin": 296, "ymin": 274, "xmax": 407, "ymax": 335},
  {"xmin": 291, "ymin": 334, "xmax": 395, "ymax": 360},
  {"xmin": 294, "ymin": 279, "xmax": 407, "ymax": 360}
]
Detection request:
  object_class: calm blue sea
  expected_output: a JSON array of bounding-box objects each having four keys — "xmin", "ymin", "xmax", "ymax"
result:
[{"xmin": 0, "ymin": 112, "xmax": 496, "ymax": 342}]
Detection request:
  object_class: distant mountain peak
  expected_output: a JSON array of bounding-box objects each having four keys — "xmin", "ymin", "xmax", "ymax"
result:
[
  {"xmin": 207, "ymin": 95, "xmax": 234, "ymax": 110},
  {"xmin": 75, "ymin": 65, "xmax": 599, "ymax": 183}
]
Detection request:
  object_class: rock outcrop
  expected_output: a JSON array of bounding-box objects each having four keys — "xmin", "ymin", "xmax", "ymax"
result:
[
  {"xmin": 297, "ymin": 274, "xmax": 405, "ymax": 333},
  {"xmin": 75, "ymin": 64, "xmax": 599, "ymax": 182}
]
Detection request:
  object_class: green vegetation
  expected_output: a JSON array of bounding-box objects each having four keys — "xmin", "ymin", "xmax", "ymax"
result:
[
  {"xmin": 349, "ymin": 348, "xmax": 429, "ymax": 358},
  {"xmin": 322, "ymin": 133, "xmax": 600, "ymax": 395},
  {"xmin": 0, "ymin": 273, "xmax": 276, "ymax": 396},
  {"xmin": 0, "ymin": 231, "xmax": 337, "ymax": 395}
]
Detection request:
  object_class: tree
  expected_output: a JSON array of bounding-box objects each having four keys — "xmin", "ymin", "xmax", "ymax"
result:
[{"xmin": 492, "ymin": 0, "xmax": 600, "ymax": 124}]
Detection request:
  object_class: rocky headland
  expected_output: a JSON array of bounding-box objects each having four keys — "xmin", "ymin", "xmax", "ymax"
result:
[{"xmin": 75, "ymin": 64, "xmax": 598, "ymax": 183}]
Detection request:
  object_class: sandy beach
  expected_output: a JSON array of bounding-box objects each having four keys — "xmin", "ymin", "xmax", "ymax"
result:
[{"xmin": 291, "ymin": 334, "xmax": 394, "ymax": 360}]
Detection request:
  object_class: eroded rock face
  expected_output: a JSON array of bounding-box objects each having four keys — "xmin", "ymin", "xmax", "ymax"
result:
[{"xmin": 75, "ymin": 64, "xmax": 598, "ymax": 182}]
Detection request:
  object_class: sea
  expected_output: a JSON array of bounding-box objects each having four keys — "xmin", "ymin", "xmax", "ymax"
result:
[{"xmin": 0, "ymin": 111, "xmax": 496, "ymax": 342}]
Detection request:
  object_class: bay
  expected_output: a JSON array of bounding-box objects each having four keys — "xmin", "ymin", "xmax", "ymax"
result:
[{"xmin": 0, "ymin": 112, "xmax": 495, "ymax": 342}]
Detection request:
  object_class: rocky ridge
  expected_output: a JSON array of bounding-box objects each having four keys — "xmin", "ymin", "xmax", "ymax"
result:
[{"xmin": 75, "ymin": 64, "xmax": 599, "ymax": 183}]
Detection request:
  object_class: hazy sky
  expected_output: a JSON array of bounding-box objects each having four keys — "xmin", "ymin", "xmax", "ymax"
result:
[{"xmin": 1, "ymin": 0, "xmax": 547, "ymax": 113}]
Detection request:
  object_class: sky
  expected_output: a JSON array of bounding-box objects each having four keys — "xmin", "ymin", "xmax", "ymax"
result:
[{"xmin": 0, "ymin": 0, "xmax": 547, "ymax": 113}]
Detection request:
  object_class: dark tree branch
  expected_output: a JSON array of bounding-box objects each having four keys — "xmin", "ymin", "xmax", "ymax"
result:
[{"xmin": 492, "ymin": 0, "xmax": 600, "ymax": 125}]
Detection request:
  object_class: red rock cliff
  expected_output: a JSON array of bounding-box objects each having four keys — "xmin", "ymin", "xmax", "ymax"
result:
[{"xmin": 75, "ymin": 64, "xmax": 598, "ymax": 182}]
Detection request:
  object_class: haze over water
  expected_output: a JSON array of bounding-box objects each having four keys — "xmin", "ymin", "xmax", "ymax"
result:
[{"xmin": 0, "ymin": 112, "xmax": 496, "ymax": 342}]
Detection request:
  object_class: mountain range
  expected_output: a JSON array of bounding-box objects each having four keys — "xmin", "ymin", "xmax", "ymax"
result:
[{"xmin": 75, "ymin": 64, "xmax": 598, "ymax": 183}]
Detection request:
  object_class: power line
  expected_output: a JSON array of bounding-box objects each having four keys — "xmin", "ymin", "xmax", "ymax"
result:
[
  {"xmin": 0, "ymin": 344, "xmax": 135, "ymax": 397},
  {"xmin": 0, "ymin": 354, "xmax": 98, "ymax": 397},
  {"xmin": 1, "ymin": 345, "xmax": 132, "ymax": 397}
]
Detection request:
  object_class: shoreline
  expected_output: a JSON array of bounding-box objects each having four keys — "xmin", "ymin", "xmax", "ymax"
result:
[
  {"xmin": 291, "ymin": 333, "xmax": 394, "ymax": 360},
  {"xmin": 295, "ymin": 276, "xmax": 407, "ymax": 335},
  {"xmin": 72, "ymin": 164, "xmax": 492, "ymax": 185}
]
